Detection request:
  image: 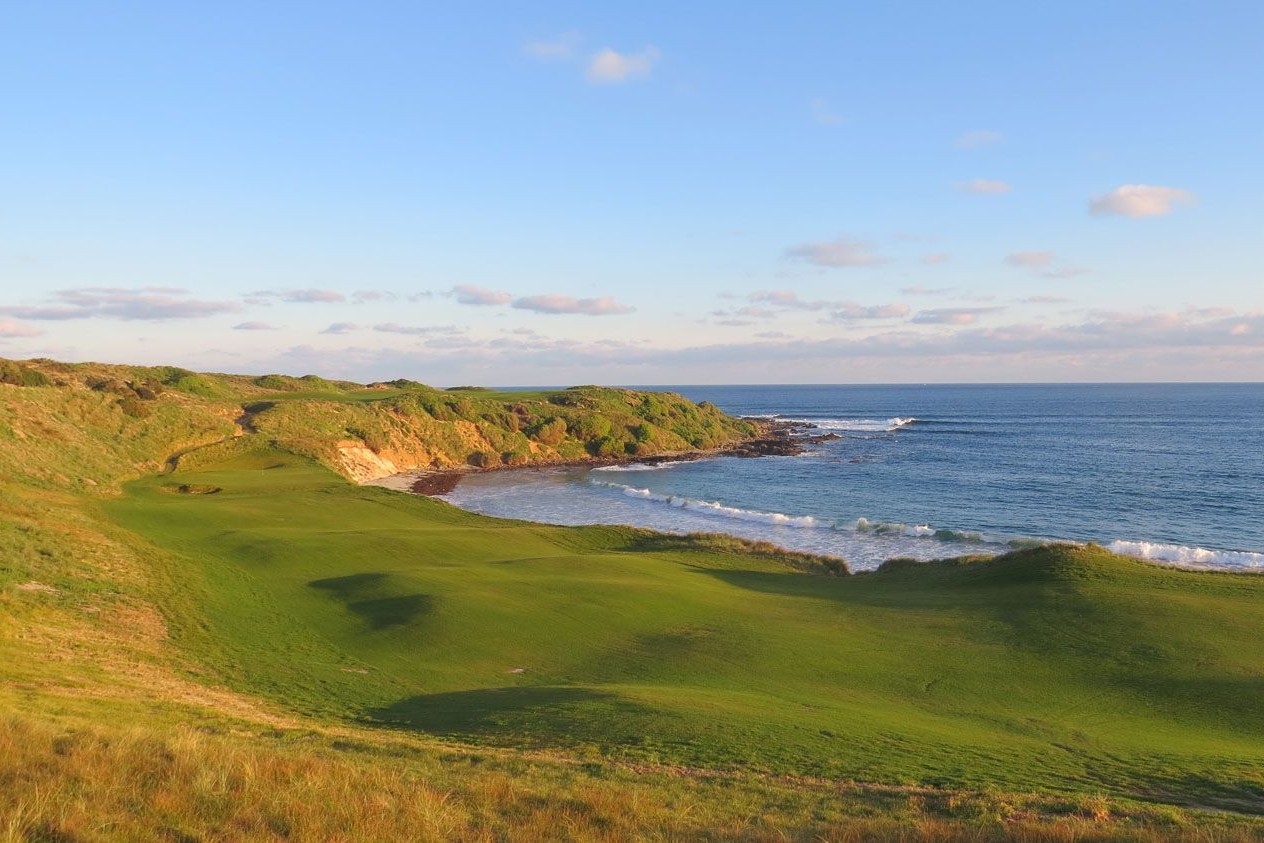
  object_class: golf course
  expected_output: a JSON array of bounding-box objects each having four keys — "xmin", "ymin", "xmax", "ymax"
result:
[{"xmin": 3, "ymin": 357, "xmax": 1263, "ymax": 840}]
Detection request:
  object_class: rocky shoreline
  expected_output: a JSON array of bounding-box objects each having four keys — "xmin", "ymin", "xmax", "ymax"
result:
[{"xmin": 377, "ymin": 418, "xmax": 837, "ymax": 497}]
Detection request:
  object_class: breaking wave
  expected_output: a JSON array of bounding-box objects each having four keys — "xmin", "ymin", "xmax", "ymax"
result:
[
  {"xmin": 786, "ymin": 416, "xmax": 917, "ymax": 433},
  {"xmin": 591, "ymin": 460, "xmax": 693, "ymax": 473},
  {"xmin": 1107, "ymin": 540, "xmax": 1264, "ymax": 570},
  {"xmin": 583, "ymin": 483, "xmax": 1263, "ymax": 572},
  {"xmin": 854, "ymin": 517, "xmax": 982, "ymax": 543},
  {"xmin": 592, "ymin": 481, "xmax": 822, "ymax": 527},
  {"xmin": 851, "ymin": 517, "xmax": 1051, "ymax": 549}
]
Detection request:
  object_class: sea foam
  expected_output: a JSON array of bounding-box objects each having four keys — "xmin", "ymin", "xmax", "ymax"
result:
[
  {"xmin": 1107, "ymin": 540, "xmax": 1264, "ymax": 570},
  {"xmin": 593, "ymin": 481, "xmax": 821, "ymax": 527},
  {"xmin": 585, "ymin": 482, "xmax": 1264, "ymax": 572},
  {"xmin": 591, "ymin": 460, "xmax": 692, "ymax": 473},
  {"xmin": 785, "ymin": 416, "xmax": 916, "ymax": 433},
  {"xmin": 849, "ymin": 517, "xmax": 1042, "ymax": 547}
]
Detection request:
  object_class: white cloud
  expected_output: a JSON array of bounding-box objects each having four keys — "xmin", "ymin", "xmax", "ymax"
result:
[
  {"xmin": 352, "ymin": 290, "xmax": 395, "ymax": 303},
  {"xmin": 912, "ymin": 307, "xmax": 1005, "ymax": 325},
  {"xmin": 1040, "ymin": 267, "xmax": 1089, "ymax": 280},
  {"xmin": 233, "ymin": 321, "xmax": 278, "ymax": 331},
  {"xmin": 785, "ymin": 237, "xmax": 884, "ymax": 268},
  {"xmin": 734, "ymin": 306, "xmax": 776, "ymax": 319},
  {"xmin": 587, "ymin": 46, "xmax": 660, "ymax": 84},
  {"xmin": 445, "ymin": 285, "xmax": 633, "ymax": 315},
  {"xmin": 901, "ymin": 285, "xmax": 951, "ymax": 295},
  {"xmin": 749, "ymin": 290, "xmax": 825, "ymax": 310},
  {"xmin": 512, "ymin": 295, "xmax": 635, "ymax": 315},
  {"xmin": 1004, "ymin": 251, "xmax": 1088, "ymax": 279},
  {"xmin": 958, "ymin": 179, "xmax": 1011, "ymax": 195},
  {"xmin": 320, "ymin": 322, "xmax": 358, "ymax": 335},
  {"xmin": 252, "ymin": 288, "xmax": 346, "ymax": 304},
  {"xmin": 2, "ymin": 287, "xmax": 241, "ymax": 321},
  {"xmin": 1089, "ymin": 184, "xmax": 1196, "ymax": 218},
  {"xmin": 955, "ymin": 130, "xmax": 1002, "ymax": 149},
  {"xmin": 451, "ymin": 284, "xmax": 512, "ymax": 306},
  {"xmin": 374, "ymin": 323, "xmax": 461, "ymax": 336},
  {"xmin": 1005, "ymin": 251, "xmax": 1054, "ymax": 268},
  {"xmin": 1023, "ymin": 296, "xmax": 1070, "ymax": 304},
  {"xmin": 830, "ymin": 302, "xmax": 911, "ymax": 321},
  {"xmin": 0, "ymin": 318, "xmax": 42, "ymax": 338},
  {"xmin": 239, "ymin": 307, "xmax": 1264, "ymax": 385},
  {"xmin": 524, "ymin": 31, "xmax": 582, "ymax": 60},
  {"xmin": 744, "ymin": 290, "xmax": 907, "ymax": 321},
  {"xmin": 810, "ymin": 97, "xmax": 843, "ymax": 125}
]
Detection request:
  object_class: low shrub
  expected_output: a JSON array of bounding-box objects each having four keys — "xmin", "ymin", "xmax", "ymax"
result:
[
  {"xmin": 118, "ymin": 397, "xmax": 152, "ymax": 419},
  {"xmin": 0, "ymin": 361, "xmax": 52, "ymax": 387},
  {"xmin": 529, "ymin": 417, "xmax": 568, "ymax": 446}
]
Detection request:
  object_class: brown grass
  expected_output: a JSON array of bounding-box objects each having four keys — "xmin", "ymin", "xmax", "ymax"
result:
[{"xmin": 4, "ymin": 714, "xmax": 1262, "ymax": 842}]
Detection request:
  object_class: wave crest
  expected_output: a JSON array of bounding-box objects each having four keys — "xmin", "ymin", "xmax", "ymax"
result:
[
  {"xmin": 1107, "ymin": 540, "xmax": 1264, "ymax": 570},
  {"xmin": 592, "ymin": 460, "xmax": 691, "ymax": 473},
  {"xmin": 593, "ymin": 481, "xmax": 821, "ymax": 527},
  {"xmin": 852, "ymin": 517, "xmax": 994, "ymax": 544},
  {"xmin": 786, "ymin": 416, "xmax": 917, "ymax": 433},
  {"xmin": 587, "ymin": 482, "xmax": 1264, "ymax": 572}
]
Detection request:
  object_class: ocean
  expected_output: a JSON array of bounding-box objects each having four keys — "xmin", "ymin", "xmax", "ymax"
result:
[{"xmin": 439, "ymin": 383, "xmax": 1264, "ymax": 571}]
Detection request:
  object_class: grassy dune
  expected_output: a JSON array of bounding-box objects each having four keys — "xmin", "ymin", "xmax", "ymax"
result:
[{"xmin": 3, "ymin": 359, "xmax": 1264, "ymax": 839}]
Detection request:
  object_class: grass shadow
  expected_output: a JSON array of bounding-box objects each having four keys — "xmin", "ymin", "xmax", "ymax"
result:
[
  {"xmin": 309, "ymin": 572, "xmax": 434, "ymax": 630},
  {"xmin": 371, "ymin": 686, "xmax": 654, "ymax": 745},
  {"xmin": 623, "ymin": 530, "xmax": 849, "ymax": 575}
]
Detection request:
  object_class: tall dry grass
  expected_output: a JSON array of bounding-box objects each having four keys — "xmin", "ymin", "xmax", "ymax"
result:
[{"xmin": 2, "ymin": 717, "xmax": 1259, "ymax": 842}]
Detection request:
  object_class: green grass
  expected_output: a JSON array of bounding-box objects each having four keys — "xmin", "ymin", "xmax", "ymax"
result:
[
  {"xmin": 6, "ymin": 357, "xmax": 1264, "ymax": 836},
  {"xmin": 106, "ymin": 447, "xmax": 1264, "ymax": 810},
  {"xmin": 2, "ymin": 356, "xmax": 757, "ymax": 480},
  {"xmin": 248, "ymin": 388, "xmax": 413, "ymax": 403}
]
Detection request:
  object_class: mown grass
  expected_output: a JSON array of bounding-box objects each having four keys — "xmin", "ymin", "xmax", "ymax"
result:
[
  {"xmin": 103, "ymin": 447, "xmax": 1264, "ymax": 811},
  {"xmin": 4, "ymin": 360, "xmax": 1264, "ymax": 839}
]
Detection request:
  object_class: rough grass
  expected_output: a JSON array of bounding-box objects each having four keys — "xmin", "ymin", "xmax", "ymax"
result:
[
  {"xmin": 1, "ymin": 356, "xmax": 758, "ymax": 481},
  {"xmin": 3, "ymin": 716, "xmax": 1260, "ymax": 842},
  {"xmin": 4, "ymin": 358, "xmax": 1264, "ymax": 839}
]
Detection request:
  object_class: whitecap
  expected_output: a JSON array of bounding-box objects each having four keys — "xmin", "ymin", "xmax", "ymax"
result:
[
  {"xmin": 1107, "ymin": 540, "xmax": 1264, "ymax": 570},
  {"xmin": 853, "ymin": 517, "xmax": 937, "ymax": 538},
  {"xmin": 592, "ymin": 460, "xmax": 692, "ymax": 473},
  {"xmin": 784, "ymin": 416, "xmax": 917, "ymax": 433},
  {"xmin": 851, "ymin": 517, "xmax": 1051, "ymax": 548},
  {"xmin": 593, "ymin": 481, "xmax": 822, "ymax": 528}
]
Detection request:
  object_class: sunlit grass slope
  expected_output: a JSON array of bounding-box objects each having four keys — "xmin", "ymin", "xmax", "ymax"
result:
[
  {"xmin": 0, "ymin": 357, "xmax": 757, "ymax": 482},
  {"xmin": 5, "ymin": 359, "xmax": 1264, "ymax": 838},
  {"xmin": 107, "ymin": 447, "xmax": 1264, "ymax": 808}
]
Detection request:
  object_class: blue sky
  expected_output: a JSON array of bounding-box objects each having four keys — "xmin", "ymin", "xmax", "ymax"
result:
[{"xmin": 2, "ymin": 1, "xmax": 1262, "ymax": 384}]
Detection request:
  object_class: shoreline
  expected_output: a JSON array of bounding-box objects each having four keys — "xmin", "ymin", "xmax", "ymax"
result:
[
  {"xmin": 368, "ymin": 413, "xmax": 1264, "ymax": 575},
  {"xmin": 370, "ymin": 418, "xmax": 838, "ymax": 497}
]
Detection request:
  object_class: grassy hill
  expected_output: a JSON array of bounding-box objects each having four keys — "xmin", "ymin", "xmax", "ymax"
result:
[
  {"xmin": 0, "ymin": 357, "xmax": 756, "ymax": 485},
  {"xmin": 3, "ymin": 357, "xmax": 1264, "ymax": 840}
]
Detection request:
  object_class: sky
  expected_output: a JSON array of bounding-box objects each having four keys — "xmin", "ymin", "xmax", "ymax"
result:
[{"xmin": 2, "ymin": 1, "xmax": 1262, "ymax": 385}]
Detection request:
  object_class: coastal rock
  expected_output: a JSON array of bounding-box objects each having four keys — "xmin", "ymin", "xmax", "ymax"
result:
[
  {"xmin": 335, "ymin": 441, "xmax": 400, "ymax": 483},
  {"xmin": 730, "ymin": 439, "xmax": 806, "ymax": 457}
]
